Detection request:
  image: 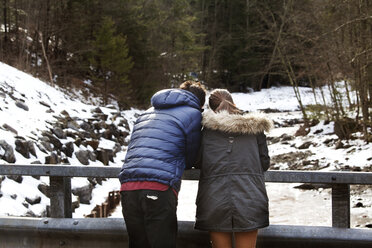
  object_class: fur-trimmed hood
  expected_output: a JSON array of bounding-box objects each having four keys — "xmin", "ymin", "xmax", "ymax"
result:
[{"xmin": 202, "ymin": 110, "xmax": 273, "ymax": 134}]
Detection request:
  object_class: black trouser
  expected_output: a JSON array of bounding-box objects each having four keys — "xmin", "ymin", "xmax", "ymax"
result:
[{"xmin": 121, "ymin": 188, "xmax": 178, "ymax": 248}]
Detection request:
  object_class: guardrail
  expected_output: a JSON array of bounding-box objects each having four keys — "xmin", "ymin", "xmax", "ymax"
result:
[{"xmin": 0, "ymin": 164, "xmax": 372, "ymax": 248}]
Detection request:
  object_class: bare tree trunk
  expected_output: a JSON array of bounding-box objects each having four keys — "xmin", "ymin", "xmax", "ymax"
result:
[
  {"xmin": 39, "ymin": 32, "xmax": 54, "ymax": 86},
  {"xmin": 278, "ymin": 46, "xmax": 308, "ymax": 122}
]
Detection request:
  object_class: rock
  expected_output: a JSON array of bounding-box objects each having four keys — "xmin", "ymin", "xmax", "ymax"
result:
[
  {"xmin": 42, "ymin": 131, "xmax": 63, "ymax": 150},
  {"xmin": 335, "ymin": 140, "xmax": 344, "ymax": 149},
  {"xmin": 102, "ymin": 129, "xmax": 113, "ymax": 140},
  {"xmin": 298, "ymin": 141, "xmax": 313, "ymax": 149},
  {"xmin": 294, "ymin": 183, "xmax": 331, "ymax": 190},
  {"xmin": 354, "ymin": 202, "xmax": 364, "ymax": 208},
  {"xmin": 93, "ymin": 113, "xmax": 108, "ymax": 121},
  {"xmin": 323, "ymin": 138, "xmax": 335, "ymax": 145},
  {"xmin": 80, "ymin": 121, "xmax": 92, "ymax": 131},
  {"xmin": 72, "ymin": 199, "xmax": 80, "ymax": 212},
  {"xmin": 72, "ymin": 184, "xmax": 93, "ymax": 204},
  {"xmin": 118, "ymin": 118, "xmax": 129, "ymax": 130},
  {"xmin": 67, "ymin": 121, "xmax": 80, "ymax": 131},
  {"xmin": 52, "ymin": 127, "xmax": 66, "ymax": 139},
  {"xmin": 39, "ymin": 141, "xmax": 53, "ymax": 152},
  {"xmin": 91, "ymin": 107, "xmax": 103, "ymax": 114},
  {"xmin": 15, "ymin": 100, "xmax": 29, "ymax": 111},
  {"xmin": 28, "ymin": 141, "xmax": 37, "ymax": 157},
  {"xmin": 281, "ymin": 133, "xmax": 294, "ymax": 141},
  {"xmin": 7, "ymin": 175, "xmax": 23, "ymax": 183},
  {"xmin": 62, "ymin": 142, "xmax": 74, "ymax": 157},
  {"xmin": 15, "ymin": 139, "xmax": 30, "ymax": 158},
  {"xmin": 38, "ymin": 183, "xmax": 50, "ymax": 198},
  {"xmin": 60, "ymin": 110, "xmax": 70, "ymax": 117},
  {"xmin": 24, "ymin": 210, "xmax": 37, "ymax": 217},
  {"xmin": 39, "ymin": 101, "xmax": 51, "ymax": 108},
  {"xmin": 74, "ymin": 138, "xmax": 82, "ymax": 147},
  {"xmin": 0, "ymin": 140, "xmax": 16, "ymax": 163},
  {"xmin": 295, "ymin": 125, "xmax": 310, "ymax": 136},
  {"xmin": 25, "ymin": 196, "xmax": 41, "ymax": 205},
  {"xmin": 96, "ymin": 149, "xmax": 109, "ymax": 165},
  {"xmin": 86, "ymin": 140, "xmax": 99, "ymax": 150},
  {"xmin": 45, "ymin": 153, "xmax": 60, "ymax": 164},
  {"xmin": 75, "ymin": 150, "xmax": 90, "ymax": 165},
  {"xmin": 313, "ymin": 129, "xmax": 323, "ymax": 134},
  {"xmin": 2, "ymin": 123, "xmax": 18, "ymax": 134}
]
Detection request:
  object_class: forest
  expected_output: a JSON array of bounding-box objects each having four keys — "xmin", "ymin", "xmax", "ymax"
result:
[{"xmin": 0, "ymin": 0, "xmax": 371, "ymax": 140}]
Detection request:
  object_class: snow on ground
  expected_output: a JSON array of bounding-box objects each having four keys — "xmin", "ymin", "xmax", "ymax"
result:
[{"xmin": 0, "ymin": 62, "xmax": 371, "ymax": 228}]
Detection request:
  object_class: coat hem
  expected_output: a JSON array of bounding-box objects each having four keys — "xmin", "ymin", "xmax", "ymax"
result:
[{"xmin": 194, "ymin": 223, "xmax": 269, "ymax": 232}]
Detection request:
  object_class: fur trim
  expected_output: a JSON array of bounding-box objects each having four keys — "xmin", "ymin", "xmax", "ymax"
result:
[{"xmin": 202, "ymin": 110, "xmax": 273, "ymax": 134}]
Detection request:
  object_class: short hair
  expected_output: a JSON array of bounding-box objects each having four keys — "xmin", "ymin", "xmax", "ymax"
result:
[{"xmin": 179, "ymin": 81, "xmax": 206, "ymax": 107}]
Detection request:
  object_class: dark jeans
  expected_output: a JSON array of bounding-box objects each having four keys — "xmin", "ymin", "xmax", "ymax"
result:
[{"xmin": 121, "ymin": 188, "xmax": 178, "ymax": 248}]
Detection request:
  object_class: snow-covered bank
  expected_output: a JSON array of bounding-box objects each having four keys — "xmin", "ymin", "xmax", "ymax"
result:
[{"xmin": 0, "ymin": 62, "xmax": 371, "ymax": 228}]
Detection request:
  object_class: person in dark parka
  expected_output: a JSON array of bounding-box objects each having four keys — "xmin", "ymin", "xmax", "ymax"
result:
[
  {"xmin": 195, "ymin": 89, "xmax": 273, "ymax": 248},
  {"xmin": 119, "ymin": 81, "xmax": 206, "ymax": 248}
]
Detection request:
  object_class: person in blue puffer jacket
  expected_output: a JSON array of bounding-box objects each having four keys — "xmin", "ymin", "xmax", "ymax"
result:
[{"xmin": 118, "ymin": 81, "xmax": 206, "ymax": 248}]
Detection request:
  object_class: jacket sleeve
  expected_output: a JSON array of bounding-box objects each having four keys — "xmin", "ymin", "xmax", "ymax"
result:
[
  {"xmin": 257, "ymin": 132, "xmax": 270, "ymax": 171},
  {"xmin": 185, "ymin": 115, "xmax": 202, "ymax": 170}
]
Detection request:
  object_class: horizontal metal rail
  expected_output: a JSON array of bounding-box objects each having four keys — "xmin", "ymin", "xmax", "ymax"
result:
[
  {"xmin": 0, "ymin": 217, "xmax": 371, "ymax": 248},
  {"xmin": 1, "ymin": 164, "xmax": 372, "ymax": 184},
  {"xmin": 0, "ymin": 164, "xmax": 371, "ymax": 247}
]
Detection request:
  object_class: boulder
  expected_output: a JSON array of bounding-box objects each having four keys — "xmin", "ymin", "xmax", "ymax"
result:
[
  {"xmin": 62, "ymin": 142, "xmax": 74, "ymax": 157},
  {"xmin": 15, "ymin": 100, "xmax": 29, "ymax": 111},
  {"xmin": 72, "ymin": 184, "xmax": 93, "ymax": 204},
  {"xmin": 75, "ymin": 150, "xmax": 90, "ymax": 165},
  {"xmin": 2, "ymin": 123, "xmax": 18, "ymax": 135},
  {"xmin": 25, "ymin": 196, "xmax": 41, "ymax": 205},
  {"xmin": 38, "ymin": 183, "xmax": 50, "ymax": 198},
  {"xmin": 45, "ymin": 153, "xmax": 60, "ymax": 164},
  {"xmin": 298, "ymin": 141, "xmax": 313, "ymax": 149},
  {"xmin": 67, "ymin": 120, "xmax": 80, "ymax": 131},
  {"xmin": 7, "ymin": 175, "xmax": 23, "ymax": 183},
  {"xmin": 52, "ymin": 127, "xmax": 66, "ymax": 139},
  {"xmin": 85, "ymin": 140, "xmax": 99, "ymax": 150},
  {"xmin": 15, "ymin": 139, "xmax": 31, "ymax": 158},
  {"xmin": 96, "ymin": 149, "xmax": 109, "ymax": 165},
  {"xmin": 0, "ymin": 140, "xmax": 16, "ymax": 163}
]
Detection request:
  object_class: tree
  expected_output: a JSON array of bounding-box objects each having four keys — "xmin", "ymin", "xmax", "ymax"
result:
[{"xmin": 89, "ymin": 17, "xmax": 133, "ymax": 105}]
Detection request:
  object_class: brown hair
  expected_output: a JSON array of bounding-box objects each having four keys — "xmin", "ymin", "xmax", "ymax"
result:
[
  {"xmin": 208, "ymin": 89, "xmax": 242, "ymax": 114},
  {"xmin": 179, "ymin": 81, "xmax": 206, "ymax": 107}
]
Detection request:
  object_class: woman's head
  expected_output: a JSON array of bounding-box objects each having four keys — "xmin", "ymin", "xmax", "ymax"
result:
[{"xmin": 208, "ymin": 89, "xmax": 242, "ymax": 114}]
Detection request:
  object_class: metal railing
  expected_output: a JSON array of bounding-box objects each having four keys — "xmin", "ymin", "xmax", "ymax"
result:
[{"xmin": 0, "ymin": 164, "xmax": 372, "ymax": 248}]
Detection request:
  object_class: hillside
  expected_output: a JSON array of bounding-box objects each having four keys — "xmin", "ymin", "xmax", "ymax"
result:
[{"xmin": 0, "ymin": 62, "xmax": 371, "ymax": 228}]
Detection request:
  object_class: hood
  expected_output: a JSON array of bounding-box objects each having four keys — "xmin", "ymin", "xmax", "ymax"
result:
[
  {"xmin": 202, "ymin": 110, "xmax": 273, "ymax": 134},
  {"xmin": 151, "ymin": 89, "xmax": 201, "ymax": 110}
]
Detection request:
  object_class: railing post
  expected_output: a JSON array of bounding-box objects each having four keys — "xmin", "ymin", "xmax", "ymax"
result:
[
  {"xmin": 332, "ymin": 184, "xmax": 350, "ymax": 228},
  {"xmin": 50, "ymin": 176, "xmax": 72, "ymax": 218}
]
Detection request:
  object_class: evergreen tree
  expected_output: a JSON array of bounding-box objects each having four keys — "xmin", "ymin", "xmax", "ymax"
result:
[{"xmin": 89, "ymin": 17, "xmax": 133, "ymax": 105}]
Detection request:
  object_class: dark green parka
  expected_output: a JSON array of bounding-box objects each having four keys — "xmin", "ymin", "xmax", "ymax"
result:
[{"xmin": 195, "ymin": 110, "xmax": 273, "ymax": 232}]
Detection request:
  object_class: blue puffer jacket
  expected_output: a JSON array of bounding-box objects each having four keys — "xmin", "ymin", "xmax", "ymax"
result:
[{"xmin": 118, "ymin": 89, "xmax": 202, "ymax": 192}]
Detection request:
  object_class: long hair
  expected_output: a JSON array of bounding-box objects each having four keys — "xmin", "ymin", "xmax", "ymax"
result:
[{"xmin": 208, "ymin": 89, "xmax": 242, "ymax": 114}]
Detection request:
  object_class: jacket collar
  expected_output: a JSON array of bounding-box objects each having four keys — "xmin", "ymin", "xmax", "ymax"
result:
[{"xmin": 202, "ymin": 110, "xmax": 273, "ymax": 134}]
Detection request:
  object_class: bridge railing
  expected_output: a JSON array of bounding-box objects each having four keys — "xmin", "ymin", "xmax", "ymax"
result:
[{"xmin": 0, "ymin": 164, "xmax": 372, "ymax": 248}]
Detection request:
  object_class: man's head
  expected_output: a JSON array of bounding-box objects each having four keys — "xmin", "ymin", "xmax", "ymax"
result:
[{"xmin": 179, "ymin": 81, "xmax": 206, "ymax": 107}]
